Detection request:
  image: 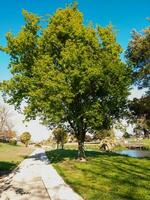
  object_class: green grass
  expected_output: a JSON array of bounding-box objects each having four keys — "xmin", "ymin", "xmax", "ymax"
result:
[
  {"xmin": 65, "ymin": 142, "xmax": 127, "ymax": 152},
  {"xmin": 65, "ymin": 143, "xmax": 99, "ymax": 151},
  {"xmin": 46, "ymin": 149, "xmax": 150, "ymax": 200},
  {"xmin": 141, "ymin": 139, "xmax": 150, "ymax": 150},
  {"xmin": 0, "ymin": 142, "xmax": 33, "ymax": 173},
  {"xmin": 126, "ymin": 138, "xmax": 150, "ymax": 150}
]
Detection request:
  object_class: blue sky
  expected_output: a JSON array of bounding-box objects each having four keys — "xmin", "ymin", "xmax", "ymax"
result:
[{"xmin": 0, "ymin": 0, "xmax": 150, "ymax": 80}]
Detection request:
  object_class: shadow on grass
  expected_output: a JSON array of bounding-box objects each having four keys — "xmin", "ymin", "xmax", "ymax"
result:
[
  {"xmin": 46, "ymin": 149, "xmax": 150, "ymax": 200},
  {"xmin": 45, "ymin": 149, "xmax": 123, "ymax": 163},
  {"xmin": 0, "ymin": 161, "xmax": 17, "ymax": 176}
]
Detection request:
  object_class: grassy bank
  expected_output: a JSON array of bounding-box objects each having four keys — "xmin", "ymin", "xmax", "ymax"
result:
[
  {"xmin": 46, "ymin": 149, "xmax": 150, "ymax": 200},
  {"xmin": 141, "ymin": 139, "xmax": 150, "ymax": 150},
  {"xmin": 0, "ymin": 142, "xmax": 33, "ymax": 174}
]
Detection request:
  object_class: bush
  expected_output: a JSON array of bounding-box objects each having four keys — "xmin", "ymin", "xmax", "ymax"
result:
[
  {"xmin": 9, "ymin": 138, "xmax": 17, "ymax": 145},
  {"xmin": 34, "ymin": 143, "xmax": 41, "ymax": 147}
]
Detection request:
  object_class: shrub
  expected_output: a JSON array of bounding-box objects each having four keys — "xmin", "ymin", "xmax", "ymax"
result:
[
  {"xmin": 34, "ymin": 143, "xmax": 41, "ymax": 147},
  {"xmin": 9, "ymin": 138, "xmax": 17, "ymax": 145}
]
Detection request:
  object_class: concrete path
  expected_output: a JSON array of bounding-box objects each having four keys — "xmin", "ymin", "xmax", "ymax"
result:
[{"xmin": 0, "ymin": 148, "xmax": 83, "ymax": 200}]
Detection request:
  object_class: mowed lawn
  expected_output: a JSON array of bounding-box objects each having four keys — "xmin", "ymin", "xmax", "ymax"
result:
[
  {"xmin": 0, "ymin": 142, "xmax": 33, "ymax": 174},
  {"xmin": 46, "ymin": 149, "xmax": 150, "ymax": 200}
]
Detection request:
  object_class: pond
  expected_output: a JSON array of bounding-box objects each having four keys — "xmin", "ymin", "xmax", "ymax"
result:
[{"xmin": 115, "ymin": 149, "xmax": 150, "ymax": 158}]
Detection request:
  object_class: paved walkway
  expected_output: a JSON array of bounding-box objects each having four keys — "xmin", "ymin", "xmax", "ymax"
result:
[{"xmin": 0, "ymin": 148, "xmax": 83, "ymax": 200}]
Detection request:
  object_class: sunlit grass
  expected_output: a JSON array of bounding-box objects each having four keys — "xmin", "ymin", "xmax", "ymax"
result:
[
  {"xmin": 46, "ymin": 149, "xmax": 150, "ymax": 200},
  {"xmin": 65, "ymin": 143, "xmax": 99, "ymax": 151},
  {"xmin": 142, "ymin": 139, "xmax": 150, "ymax": 150},
  {"xmin": 0, "ymin": 142, "xmax": 33, "ymax": 173}
]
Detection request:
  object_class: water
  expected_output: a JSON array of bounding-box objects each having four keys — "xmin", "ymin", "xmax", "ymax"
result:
[{"xmin": 115, "ymin": 150, "xmax": 150, "ymax": 158}]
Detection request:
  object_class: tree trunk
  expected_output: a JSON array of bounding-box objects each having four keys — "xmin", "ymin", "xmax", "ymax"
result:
[
  {"xmin": 57, "ymin": 142, "xmax": 59, "ymax": 149},
  {"xmin": 77, "ymin": 140, "xmax": 86, "ymax": 160},
  {"xmin": 61, "ymin": 142, "xmax": 64, "ymax": 150}
]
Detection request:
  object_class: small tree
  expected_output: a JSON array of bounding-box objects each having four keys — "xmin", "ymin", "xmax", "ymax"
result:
[
  {"xmin": 20, "ymin": 132, "xmax": 31, "ymax": 147},
  {"xmin": 0, "ymin": 104, "xmax": 15, "ymax": 141},
  {"xmin": 52, "ymin": 128, "xmax": 67, "ymax": 149}
]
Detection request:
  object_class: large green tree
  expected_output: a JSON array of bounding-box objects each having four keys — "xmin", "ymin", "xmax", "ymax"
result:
[{"xmin": 0, "ymin": 5, "xmax": 131, "ymax": 158}]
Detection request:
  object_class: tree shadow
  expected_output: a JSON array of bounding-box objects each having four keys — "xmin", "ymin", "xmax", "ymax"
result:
[
  {"xmin": 0, "ymin": 166, "xmax": 21, "ymax": 195},
  {"xmin": 45, "ymin": 149, "xmax": 122, "ymax": 163},
  {"xmin": 0, "ymin": 161, "xmax": 17, "ymax": 177},
  {"xmin": 46, "ymin": 149, "xmax": 150, "ymax": 200}
]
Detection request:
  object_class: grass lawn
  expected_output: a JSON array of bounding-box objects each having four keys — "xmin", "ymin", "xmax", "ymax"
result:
[
  {"xmin": 0, "ymin": 142, "xmax": 33, "ymax": 174},
  {"xmin": 46, "ymin": 149, "xmax": 150, "ymax": 200},
  {"xmin": 141, "ymin": 139, "xmax": 150, "ymax": 150},
  {"xmin": 65, "ymin": 142, "xmax": 126, "ymax": 151},
  {"xmin": 65, "ymin": 143, "xmax": 99, "ymax": 151}
]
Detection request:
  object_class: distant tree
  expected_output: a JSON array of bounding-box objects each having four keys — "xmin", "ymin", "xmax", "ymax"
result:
[
  {"xmin": 9, "ymin": 137, "xmax": 17, "ymax": 145},
  {"xmin": 129, "ymin": 95, "xmax": 150, "ymax": 138},
  {"xmin": 5, "ymin": 130, "xmax": 16, "ymax": 140},
  {"xmin": 0, "ymin": 104, "xmax": 14, "ymax": 141},
  {"xmin": 20, "ymin": 132, "xmax": 31, "ymax": 147},
  {"xmin": 0, "ymin": 4, "xmax": 131, "ymax": 159},
  {"xmin": 52, "ymin": 127, "xmax": 67, "ymax": 149},
  {"xmin": 93, "ymin": 129, "xmax": 114, "ymax": 141},
  {"xmin": 67, "ymin": 133, "xmax": 77, "ymax": 143}
]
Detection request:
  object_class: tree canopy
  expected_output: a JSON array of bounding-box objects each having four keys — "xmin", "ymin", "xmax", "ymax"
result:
[
  {"xmin": 20, "ymin": 132, "xmax": 31, "ymax": 147},
  {"xmin": 129, "ymin": 94, "xmax": 150, "ymax": 134},
  {"xmin": 0, "ymin": 5, "xmax": 132, "ymax": 158},
  {"xmin": 126, "ymin": 22, "xmax": 150, "ymax": 135},
  {"xmin": 126, "ymin": 21, "xmax": 150, "ymax": 89}
]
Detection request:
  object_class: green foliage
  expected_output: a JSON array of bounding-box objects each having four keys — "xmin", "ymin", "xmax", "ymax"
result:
[
  {"xmin": 9, "ymin": 138, "xmax": 17, "ymax": 145},
  {"xmin": 126, "ymin": 22, "xmax": 150, "ymax": 137},
  {"xmin": 0, "ymin": 5, "xmax": 131, "ymax": 157},
  {"xmin": 20, "ymin": 132, "xmax": 31, "ymax": 147},
  {"xmin": 123, "ymin": 132, "xmax": 131, "ymax": 138},
  {"xmin": 94, "ymin": 129, "xmax": 114, "ymax": 140},
  {"xmin": 52, "ymin": 127, "xmax": 67, "ymax": 149},
  {"xmin": 141, "ymin": 139, "xmax": 150, "ymax": 150},
  {"xmin": 126, "ymin": 21, "xmax": 150, "ymax": 89},
  {"xmin": 129, "ymin": 94, "xmax": 150, "ymax": 137}
]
